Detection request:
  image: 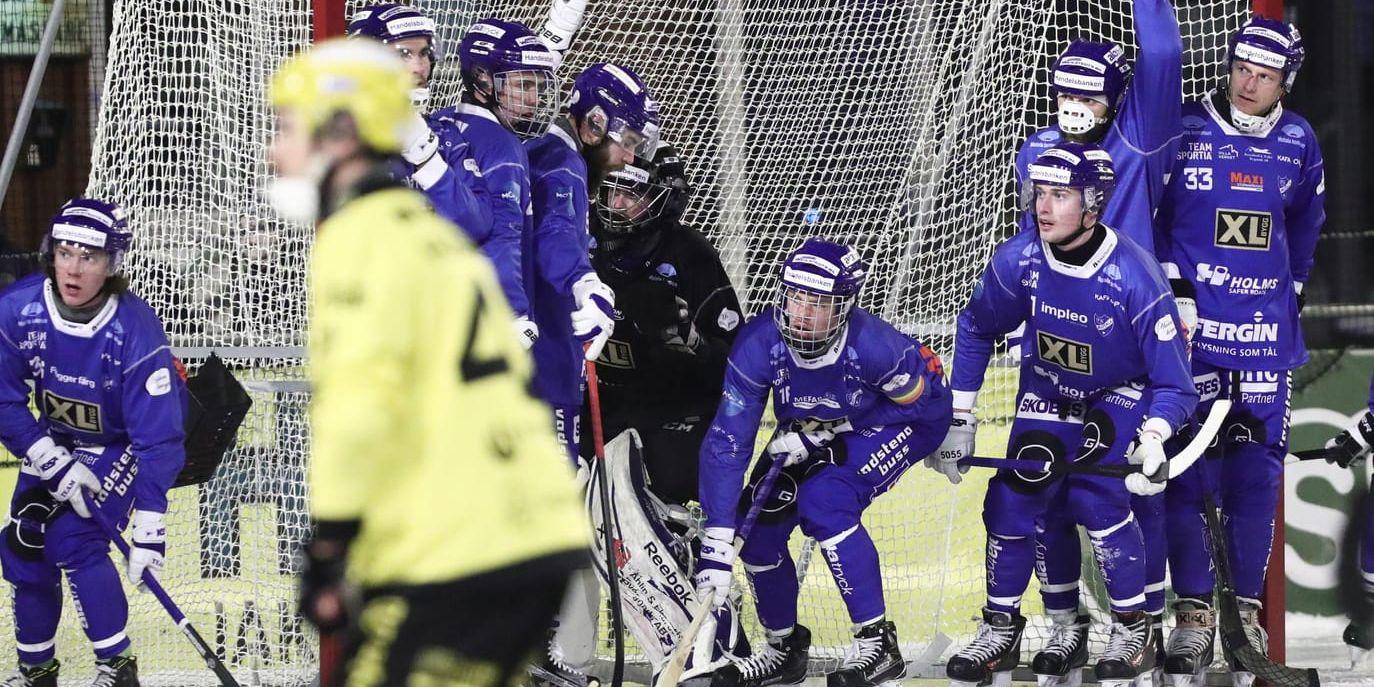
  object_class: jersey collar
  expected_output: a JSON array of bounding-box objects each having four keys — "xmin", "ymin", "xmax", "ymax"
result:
[
  {"xmin": 43, "ymin": 278, "xmax": 119, "ymax": 338},
  {"xmin": 788, "ymin": 323, "xmax": 850, "ymax": 369},
  {"xmin": 551, "ymin": 120, "xmax": 580, "ymax": 153},
  {"xmin": 1040, "ymin": 226, "xmax": 1118, "ymax": 279},
  {"xmin": 1202, "ymin": 95, "xmax": 1276, "ymax": 138},
  {"xmin": 458, "ymin": 102, "xmax": 500, "ymax": 124}
]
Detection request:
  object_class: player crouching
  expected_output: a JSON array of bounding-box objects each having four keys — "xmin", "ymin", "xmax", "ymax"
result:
[
  {"xmin": 696, "ymin": 239, "xmax": 953, "ymax": 687},
  {"xmin": 931, "ymin": 142, "xmax": 1197, "ymax": 687},
  {"xmin": 0, "ymin": 198, "xmax": 189, "ymax": 687}
]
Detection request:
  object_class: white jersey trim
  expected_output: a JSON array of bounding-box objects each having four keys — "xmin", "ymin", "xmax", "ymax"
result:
[
  {"xmin": 43, "ymin": 279, "xmax": 119, "ymax": 339},
  {"xmin": 1201, "ymin": 96, "xmax": 1276, "ymax": 138},
  {"xmin": 789, "ymin": 324, "xmax": 850, "ymax": 369},
  {"xmin": 457, "ymin": 102, "xmax": 500, "ymax": 124},
  {"xmin": 1041, "ymin": 226, "xmax": 1119, "ymax": 279}
]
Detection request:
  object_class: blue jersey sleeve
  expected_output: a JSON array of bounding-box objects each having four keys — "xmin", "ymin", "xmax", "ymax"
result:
[
  {"xmin": 479, "ymin": 150, "xmax": 532, "ymax": 317},
  {"xmin": 952, "ymin": 246, "xmax": 1028, "ymax": 394},
  {"xmin": 1367, "ymin": 374, "xmax": 1374, "ymax": 414},
  {"xmin": 699, "ymin": 319, "xmax": 771, "ymax": 529},
  {"xmin": 1126, "ymin": 264, "xmax": 1198, "ymax": 431},
  {"xmin": 853, "ymin": 331, "xmax": 950, "ymax": 428},
  {"xmin": 409, "ymin": 122, "xmax": 494, "ymax": 239},
  {"xmin": 1112, "ymin": 0, "xmax": 1183, "ymax": 157},
  {"xmin": 0, "ymin": 322, "xmax": 45, "ymax": 458},
  {"xmin": 1286, "ymin": 131, "xmax": 1326, "ymax": 285},
  {"xmin": 121, "ymin": 322, "xmax": 187, "ymax": 513},
  {"xmin": 531, "ymin": 160, "xmax": 593, "ymax": 295}
]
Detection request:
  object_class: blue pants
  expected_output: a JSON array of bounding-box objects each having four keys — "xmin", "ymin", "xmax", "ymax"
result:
[
  {"xmin": 737, "ymin": 419, "xmax": 946, "ymax": 630},
  {"xmin": 0, "ymin": 445, "xmax": 138, "ymax": 665},
  {"xmin": 1166, "ymin": 362, "xmax": 1290, "ymax": 602},
  {"xmin": 984, "ymin": 386, "xmax": 1149, "ymax": 614},
  {"xmin": 553, "ymin": 404, "xmax": 581, "ymax": 465}
]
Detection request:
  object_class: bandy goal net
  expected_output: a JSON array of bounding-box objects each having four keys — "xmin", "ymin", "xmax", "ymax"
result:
[{"xmin": 0, "ymin": 0, "xmax": 1271, "ymax": 684}]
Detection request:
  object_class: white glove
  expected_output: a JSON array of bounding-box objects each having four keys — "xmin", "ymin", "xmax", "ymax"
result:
[
  {"xmin": 400, "ymin": 110, "xmax": 438, "ymax": 166},
  {"xmin": 1175, "ymin": 297, "xmax": 1197, "ymax": 344},
  {"xmin": 767, "ymin": 428, "xmax": 836, "ymax": 467},
  {"xmin": 513, "ymin": 316, "xmax": 540, "ymax": 350},
  {"xmin": 571, "ymin": 274, "xmax": 615, "ymax": 361},
  {"xmin": 693, "ymin": 527, "xmax": 735, "ymax": 610},
  {"xmin": 127, "ymin": 510, "xmax": 167, "ymax": 589},
  {"xmin": 28, "ymin": 438, "xmax": 100, "ymax": 518},
  {"xmin": 538, "ymin": 0, "xmax": 587, "ymax": 53},
  {"xmin": 1125, "ymin": 418, "xmax": 1171, "ymax": 497},
  {"xmin": 926, "ymin": 410, "xmax": 975, "ymax": 484}
]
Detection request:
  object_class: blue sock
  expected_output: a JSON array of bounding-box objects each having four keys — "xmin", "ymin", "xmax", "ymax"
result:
[
  {"xmin": 744, "ymin": 551, "xmax": 799, "ymax": 633},
  {"xmin": 66, "ymin": 557, "xmax": 130, "ymax": 660},
  {"xmin": 820, "ymin": 524, "xmax": 885, "ymax": 625},
  {"xmin": 1035, "ymin": 515, "xmax": 1082, "ymax": 614},
  {"xmin": 986, "ymin": 532, "xmax": 1034, "ymax": 614},
  {"xmin": 1086, "ymin": 513, "xmax": 1146, "ymax": 613},
  {"xmin": 1133, "ymin": 493, "xmax": 1167, "ymax": 615},
  {"xmin": 12, "ymin": 582, "xmax": 61, "ymax": 666}
]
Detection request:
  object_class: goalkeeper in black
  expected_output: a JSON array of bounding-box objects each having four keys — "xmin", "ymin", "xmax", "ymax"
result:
[
  {"xmin": 583, "ymin": 143, "xmax": 742, "ymax": 506},
  {"xmin": 267, "ymin": 38, "xmax": 587, "ymax": 687}
]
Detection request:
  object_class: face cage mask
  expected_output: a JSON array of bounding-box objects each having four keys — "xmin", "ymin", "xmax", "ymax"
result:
[
  {"xmin": 493, "ymin": 69, "xmax": 559, "ymax": 140},
  {"xmin": 1056, "ymin": 98, "xmax": 1110, "ymax": 137},
  {"xmin": 1229, "ymin": 94, "xmax": 1284, "ymax": 134},
  {"xmin": 775, "ymin": 287, "xmax": 854, "ymax": 356},
  {"xmin": 595, "ymin": 179, "xmax": 671, "ymax": 235}
]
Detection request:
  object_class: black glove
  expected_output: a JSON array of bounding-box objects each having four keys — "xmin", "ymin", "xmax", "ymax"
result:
[
  {"xmin": 1326, "ymin": 410, "xmax": 1374, "ymax": 468},
  {"xmin": 299, "ymin": 520, "xmax": 360, "ymax": 633},
  {"xmin": 618, "ymin": 278, "xmax": 681, "ymax": 332}
]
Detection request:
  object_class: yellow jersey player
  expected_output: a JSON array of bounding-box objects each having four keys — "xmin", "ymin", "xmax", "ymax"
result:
[{"xmin": 267, "ymin": 38, "xmax": 588, "ymax": 687}]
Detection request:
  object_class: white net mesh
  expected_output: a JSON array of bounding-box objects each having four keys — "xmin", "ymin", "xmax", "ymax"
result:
[{"xmin": 0, "ymin": 0, "xmax": 1254, "ymax": 683}]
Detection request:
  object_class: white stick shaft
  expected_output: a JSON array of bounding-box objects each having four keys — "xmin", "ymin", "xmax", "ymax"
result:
[
  {"xmin": 1164, "ymin": 398, "xmax": 1232, "ymax": 479},
  {"xmin": 654, "ymin": 599, "xmax": 713, "ymax": 687}
]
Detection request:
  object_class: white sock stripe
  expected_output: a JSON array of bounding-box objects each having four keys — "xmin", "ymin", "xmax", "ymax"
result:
[
  {"xmin": 819, "ymin": 525, "xmax": 860, "ymax": 549},
  {"xmin": 987, "ymin": 594, "xmax": 1023, "ymax": 608},
  {"xmin": 743, "ymin": 561, "xmax": 781, "ymax": 574},
  {"xmin": 1040, "ymin": 581, "xmax": 1080, "ymax": 593},
  {"xmin": 1086, "ymin": 512, "xmax": 1136, "ymax": 539},
  {"xmin": 91, "ymin": 631, "xmax": 127, "ymax": 650},
  {"xmin": 1144, "ymin": 582, "xmax": 1166, "ymax": 594},
  {"xmin": 856, "ymin": 613, "xmax": 886, "ymax": 627},
  {"xmin": 1109, "ymin": 593, "xmax": 1146, "ymax": 610},
  {"xmin": 1362, "ymin": 569, "xmax": 1374, "ymax": 583},
  {"xmin": 1045, "ymin": 606, "xmax": 1079, "ymax": 616},
  {"xmin": 15, "ymin": 639, "xmax": 54, "ymax": 653}
]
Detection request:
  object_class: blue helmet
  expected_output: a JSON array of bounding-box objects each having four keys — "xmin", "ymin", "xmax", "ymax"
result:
[
  {"xmin": 570, "ymin": 63, "xmax": 661, "ymax": 159},
  {"xmin": 1227, "ymin": 16, "xmax": 1304, "ymax": 91},
  {"xmin": 457, "ymin": 18, "xmax": 560, "ymax": 139},
  {"xmin": 42, "ymin": 198, "xmax": 133, "ymax": 273},
  {"xmin": 775, "ymin": 238, "xmax": 868, "ymax": 355},
  {"xmin": 348, "ymin": 4, "xmax": 439, "ymax": 106},
  {"xmin": 1052, "ymin": 41, "xmax": 1132, "ymax": 136},
  {"xmin": 1020, "ymin": 141, "xmax": 1117, "ymax": 215}
]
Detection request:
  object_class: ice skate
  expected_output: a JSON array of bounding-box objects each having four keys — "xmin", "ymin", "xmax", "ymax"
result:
[
  {"xmin": 1032, "ymin": 611, "xmax": 1088, "ymax": 687},
  {"xmin": 1164, "ymin": 599, "xmax": 1215, "ymax": 687},
  {"xmin": 827, "ymin": 620, "xmax": 904, "ymax": 687},
  {"xmin": 946, "ymin": 608, "xmax": 1025, "ymax": 687},
  {"xmin": 710, "ymin": 624, "xmax": 810, "ymax": 687},
  {"xmin": 1094, "ymin": 610, "xmax": 1154, "ymax": 687}
]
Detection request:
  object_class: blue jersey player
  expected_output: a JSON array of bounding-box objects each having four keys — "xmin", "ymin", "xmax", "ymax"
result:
[
  {"xmin": 694, "ymin": 238, "xmax": 952, "ymax": 687},
  {"xmin": 934, "ymin": 143, "xmax": 1196, "ymax": 687},
  {"xmin": 1321, "ymin": 374, "xmax": 1374, "ymax": 660},
  {"xmin": 1152, "ymin": 17, "xmax": 1324, "ymax": 687},
  {"xmin": 522, "ymin": 64, "xmax": 659, "ymax": 687},
  {"xmin": 0, "ymin": 199, "xmax": 186, "ymax": 687},
  {"xmin": 439, "ymin": 18, "xmax": 561, "ymax": 349},
  {"xmin": 1016, "ymin": 1, "xmax": 1184, "ymax": 672},
  {"xmin": 346, "ymin": 5, "xmax": 494, "ymax": 248},
  {"xmin": 525, "ymin": 62, "xmax": 659, "ymax": 459}
]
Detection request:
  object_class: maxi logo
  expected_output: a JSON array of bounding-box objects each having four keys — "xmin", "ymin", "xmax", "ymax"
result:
[
  {"xmin": 1229, "ymin": 171, "xmax": 1264, "ymax": 192},
  {"xmin": 1037, "ymin": 331, "xmax": 1092, "ymax": 375},
  {"xmin": 42, "ymin": 390, "xmax": 102, "ymax": 433},
  {"xmin": 1214, "ymin": 209, "xmax": 1272, "ymax": 251}
]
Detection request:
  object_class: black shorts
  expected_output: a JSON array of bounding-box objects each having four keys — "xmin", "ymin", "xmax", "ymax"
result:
[{"xmin": 339, "ymin": 550, "xmax": 584, "ymax": 687}]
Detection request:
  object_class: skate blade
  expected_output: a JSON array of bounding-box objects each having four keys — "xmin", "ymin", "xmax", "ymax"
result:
[
  {"xmin": 1035, "ymin": 670, "xmax": 1084, "ymax": 687},
  {"xmin": 1350, "ymin": 644, "xmax": 1373, "ymax": 670}
]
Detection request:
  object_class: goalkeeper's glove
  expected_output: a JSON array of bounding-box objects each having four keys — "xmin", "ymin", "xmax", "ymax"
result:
[{"xmin": 1326, "ymin": 410, "xmax": 1374, "ymax": 468}]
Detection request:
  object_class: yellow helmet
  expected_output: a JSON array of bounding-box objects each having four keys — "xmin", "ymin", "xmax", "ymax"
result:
[{"xmin": 269, "ymin": 37, "xmax": 416, "ymax": 153}]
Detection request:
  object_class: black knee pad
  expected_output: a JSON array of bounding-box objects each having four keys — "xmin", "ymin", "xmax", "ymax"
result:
[
  {"xmin": 1223, "ymin": 411, "xmax": 1267, "ymax": 446},
  {"xmin": 736, "ymin": 458, "xmax": 805, "ymax": 525},
  {"xmin": 5, "ymin": 489, "xmax": 56, "ymax": 561},
  {"xmin": 1004, "ymin": 429, "xmax": 1070, "ymax": 494}
]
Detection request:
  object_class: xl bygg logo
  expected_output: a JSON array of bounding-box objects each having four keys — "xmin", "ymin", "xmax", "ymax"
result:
[
  {"xmin": 1037, "ymin": 331, "xmax": 1092, "ymax": 375},
  {"xmin": 1215, "ymin": 209, "xmax": 1272, "ymax": 250}
]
